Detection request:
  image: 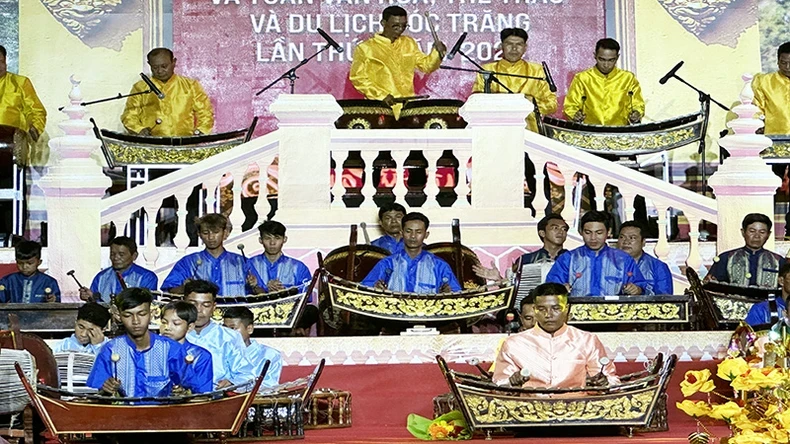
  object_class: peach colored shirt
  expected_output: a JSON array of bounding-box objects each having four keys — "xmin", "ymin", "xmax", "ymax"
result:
[{"xmin": 492, "ymin": 324, "xmax": 619, "ymax": 388}]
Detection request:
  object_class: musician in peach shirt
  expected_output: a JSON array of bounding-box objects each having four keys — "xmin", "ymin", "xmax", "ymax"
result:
[{"xmin": 492, "ymin": 283, "xmax": 619, "ymax": 389}]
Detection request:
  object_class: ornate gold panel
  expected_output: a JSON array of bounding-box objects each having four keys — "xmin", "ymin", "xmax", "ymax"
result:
[{"xmin": 570, "ymin": 302, "xmax": 686, "ymax": 323}]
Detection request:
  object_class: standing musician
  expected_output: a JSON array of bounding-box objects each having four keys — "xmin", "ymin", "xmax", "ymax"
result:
[
  {"xmin": 472, "ymin": 28, "xmax": 557, "ymax": 132},
  {"xmin": 349, "ymin": 6, "xmax": 446, "ymax": 117},
  {"xmin": 563, "ymin": 38, "xmax": 645, "ymax": 126},
  {"xmin": 121, "ymin": 47, "xmax": 214, "ymax": 137},
  {"xmin": 753, "ymin": 42, "xmax": 790, "ymax": 134},
  {"xmin": 371, "ymin": 202, "xmax": 406, "ymax": 254},
  {"xmin": 80, "ymin": 236, "xmax": 158, "ymax": 303}
]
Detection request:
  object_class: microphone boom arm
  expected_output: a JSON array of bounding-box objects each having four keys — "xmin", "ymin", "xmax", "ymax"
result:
[{"xmin": 256, "ymin": 44, "xmax": 332, "ymax": 96}]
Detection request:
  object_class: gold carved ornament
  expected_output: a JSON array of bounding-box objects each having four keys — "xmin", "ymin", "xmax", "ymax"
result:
[
  {"xmin": 657, "ymin": 0, "xmax": 736, "ymax": 36},
  {"xmin": 339, "ymin": 106, "xmax": 394, "ymax": 116},
  {"xmin": 210, "ymin": 302, "xmax": 298, "ymax": 326},
  {"xmin": 713, "ymin": 297, "xmax": 754, "ymax": 321},
  {"xmin": 761, "ymin": 142, "xmax": 790, "ymax": 159},
  {"xmin": 399, "ymin": 106, "xmax": 461, "ymax": 118},
  {"xmin": 106, "ymin": 141, "xmax": 241, "ymax": 165},
  {"xmin": 569, "ymin": 303, "xmax": 683, "ymax": 322},
  {"xmin": 332, "ymin": 288, "xmax": 509, "ymax": 319},
  {"xmin": 550, "ymin": 127, "xmax": 696, "ymax": 153}
]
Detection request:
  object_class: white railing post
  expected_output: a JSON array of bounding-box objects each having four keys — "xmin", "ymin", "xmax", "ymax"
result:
[
  {"xmin": 710, "ymin": 74, "xmax": 782, "ymax": 252},
  {"xmin": 38, "ymin": 77, "xmax": 112, "ymax": 298},
  {"xmin": 460, "ymin": 94, "xmax": 532, "ymax": 209},
  {"xmin": 270, "ymin": 94, "xmax": 342, "ymax": 221}
]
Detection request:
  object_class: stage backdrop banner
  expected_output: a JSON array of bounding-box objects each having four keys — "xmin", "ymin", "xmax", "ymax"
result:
[{"xmin": 173, "ymin": 0, "xmax": 605, "ymax": 134}]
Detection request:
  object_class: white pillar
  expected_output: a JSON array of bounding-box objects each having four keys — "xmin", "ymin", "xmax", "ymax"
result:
[
  {"xmin": 460, "ymin": 94, "xmax": 532, "ymax": 209},
  {"xmin": 709, "ymin": 74, "xmax": 781, "ymax": 253},
  {"xmin": 38, "ymin": 77, "xmax": 111, "ymax": 298}
]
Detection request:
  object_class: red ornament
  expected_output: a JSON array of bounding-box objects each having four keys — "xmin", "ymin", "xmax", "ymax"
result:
[{"xmin": 575, "ymin": 272, "xmax": 582, "ymax": 278}]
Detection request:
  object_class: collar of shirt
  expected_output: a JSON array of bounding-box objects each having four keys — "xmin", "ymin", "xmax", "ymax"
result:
[
  {"xmin": 191, "ymin": 320, "xmax": 219, "ymax": 337},
  {"xmin": 200, "ymin": 249, "xmax": 229, "ymax": 263},
  {"xmin": 580, "ymin": 244, "xmax": 610, "ymax": 257},
  {"xmin": 373, "ymin": 33, "xmax": 400, "ymax": 45},
  {"xmin": 122, "ymin": 332, "xmax": 157, "ymax": 352},
  {"xmin": 592, "ymin": 66, "xmax": 619, "ymax": 80},
  {"xmin": 395, "ymin": 249, "xmax": 428, "ymax": 263},
  {"xmin": 17, "ymin": 272, "xmax": 40, "ymax": 281},
  {"xmin": 530, "ymin": 324, "xmax": 569, "ymax": 339},
  {"xmin": 739, "ymin": 246, "xmax": 767, "ymax": 257},
  {"xmin": 262, "ymin": 254, "xmax": 286, "ymax": 266}
]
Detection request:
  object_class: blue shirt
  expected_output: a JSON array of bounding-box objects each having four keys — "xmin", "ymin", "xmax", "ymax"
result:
[
  {"xmin": 745, "ymin": 296, "xmax": 787, "ymax": 327},
  {"xmin": 186, "ymin": 321, "xmax": 257, "ymax": 386},
  {"xmin": 89, "ymin": 264, "xmax": 158, "ymax": 303},
  {"xmin": 245, "ymin": 254, "xmax": 312, "ymax": 293},
  {"xmin": 0, "ymin": 272, "xmax": 61, "ymax": 303},
  {"xmin": 635, "ymin": 253, "xmax": 673, "ymax": 295},
  {"xmin": 361, "ymin": 250, "xmax": 462, "ymax": 294},
  {"xmin": 161, "ymin": 249, "xmax": 246, "ymax": 296},
  {"xmin": 708, "ymin": 247, "xmax": 784, "ymax": 287},
  {"xmin": 246, "ymin": 340, "xmax": 282, "ymax": 388},
  {"xmin": 546, "ymin": 245, "xmax": 646, "ymax": 297},
  {"xmin": 51, "ymin": 333, "xmax": 108, "ymax": 355},
  {"xmin": 371, "ymin": 235, "xmax": 404, "ymax": 254},
  {"xmin": 87, "ymin": 333, "xmax": 182, "ymax": 398},
  {"xmin": 519, "ymin": 247, "xmax": 569, "ymax": 265},
  {"xmin": 178, "ymin": 340, "xmax": 214, "ymax": 394}
]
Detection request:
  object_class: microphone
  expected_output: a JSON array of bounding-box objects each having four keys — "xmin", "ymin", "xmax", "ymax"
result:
[
  {"xmin": 542, "ymin": 61, "xmax": 557, "ymax": 93},
  {"xmin": 446, "ymin": 32, "xmax": 468, "ymax": 60},
  {"xmin": 140, "ymin": 73, "xmax": 165, "ymax": 99},
  {"xmin": 317, "ymin": 28, "xmax": 344, "ymax": 53},
  {"xmin": 658, "ymin": 61, "xmax": 684, "ymax": 85}
]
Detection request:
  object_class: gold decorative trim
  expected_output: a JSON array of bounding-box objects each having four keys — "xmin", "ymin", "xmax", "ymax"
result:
[
  {"xmin": 570, "ymin": 302, "xmax": 686, "ymax": 323},
  {"xmin": 105, "ymin": 140, "xmax": 242, "ymax": 165},
  {"xmin": 712, "ymin": 296, "xmax": 754, "ymax": 321},
  {"xmin": 549, "ymin": 127, "xmax": 696, "ymax": 153},
  {"xmin": 761, "ymin": 142, "xmax": 790, "ymax": 159},
  {"xmin": 339, "ymin": 106, "xmax": 394, "ymax": 116},
  {"xmin": 150, "ymin": 293, "xmax": 307, "ymax": 328},
  {"xmin": 400, "ymin": 106, "xmax": 461, "ymax": 117},
  {"xmin": 347, "ymin": 118, "xmax": 372, "ymax": 129}
]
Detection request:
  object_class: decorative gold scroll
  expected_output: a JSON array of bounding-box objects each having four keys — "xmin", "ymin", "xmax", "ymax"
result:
[
  {"xmin": 712, "ymin": 296, "xmax": 755, "ymax": 321},
  {"xmin": 105, "ymin": 140, "xmax": 243, "ymax": 165},
  {"xmin": 569, "ymin": 301, "xmax": 687, "ymax": 323},
  {"xmin": 548, "ymin": 127, "xmax": 696, "ymax": 153}
]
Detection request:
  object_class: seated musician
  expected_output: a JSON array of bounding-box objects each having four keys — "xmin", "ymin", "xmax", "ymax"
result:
[
  {"xmin": 121, "ymin": 47, "xmax": 214, "ymax": 137},
  {"xmin": 492, "ymin": 283, "xmax": 619, "ymax": 388},
  {"xmin": 223, "ymin": 307, "xmax": 282, "ymax": 387},
  {"xmin": 159, "ymin": 300, "xmax": 214, "ymax": 394},
  {"xmin": 472, "ymin": 28, "xmax": 557, "ymax": 132},
  {"xmin": 86, "ymin": 288, "xmax": 184, "ymax": 397},
  {"xmin": 705, "ymin": 213, "xmax": 785, "ymax": 288},
  {"xmin": 545, "ymin": 211, "xmax": 646, "ymax": 296},
  {"xmin": 371, "ymin": 202, "xmax": 406, "ymax": 254},
  {"xmin": 745, "ymin": 262, "xmax": 790, "ymax": 327},
  {"xmin": 521, "ymin": 214, "xmax": 569, "ymax": 264},
  {"xmin": 361, "ymin": 212, "xmax": 461, "ymax": 294},
  {"xmin": 161, "ymin": 213, "xmax": 246, "ymax": 296},
  {"xmin": 245, "ymin": 220, "xmax": 311, "ymax": 295},
  {"xmin": 183, "ymin": 280, "xmax": 257, "ymax": 389},
  {"xmin": 0, "ymin": 44, "xmax": 46, "ymax": 143},
  {"xmin": 51, "ymin": 302, "xmax": 110, "ymax": 354},
  {"xmin": 616, "ymin": 221, "xmax": 673, "ymax": 295},
  {"xmin": 349, "ymin": 6, "xmax": 446, "ymax": 117},
  {"xmin": 0, "ymin": 240, "xmax": 60, "ymax": 303},
  {"xmin": 753, "ymin": 42, "xmax": 790, "ymax": 134},
  {"xmin": 563, "ymin": 38, "xmax": 645, "ymax": 126},
  {"xmin": 79, "ymin": 236, "xmax": 158, "ymax": 303}
]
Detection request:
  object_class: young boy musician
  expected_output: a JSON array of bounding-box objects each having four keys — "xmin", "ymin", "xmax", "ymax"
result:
[
  {"xmin": 245, "ymin": 221, "xmax": 311, "ymax": 295},
  {"xmin": 0, "ymin": 240, "xmax": 60, "ymax": 303},
  {"xmin": 160, "ymin": 300, "xmax": 214, "ymax": 394},
  {"xmin": 223, "ymin": 306, "xmax": 282, "ymax": 387},
  {"xmin": 51, "ymin": 302, "xmax": 110, "ymax": 355}
]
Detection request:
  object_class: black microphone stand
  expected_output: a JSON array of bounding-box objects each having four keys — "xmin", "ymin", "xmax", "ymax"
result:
[
  {"xmin": 57, "ymin": 89, "xmax": 155, "ymax": 111},
  {"xmin": 255, "ymin": 44, "xmax": 333, "ymax": 96}
]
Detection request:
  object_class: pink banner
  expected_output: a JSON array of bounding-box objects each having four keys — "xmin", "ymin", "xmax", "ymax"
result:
[{"xmin": 173, "ymin": 1, "xmax": 606, "ymax": 135}]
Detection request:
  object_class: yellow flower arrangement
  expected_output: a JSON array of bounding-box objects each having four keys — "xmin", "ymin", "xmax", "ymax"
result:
[
  {"xmin": 716, "ymin": 357, "xmax": 749, "ymax": 381},
  {"xmin": 680, "ymin": 369, "xmax": 716, "ymax": 397}
]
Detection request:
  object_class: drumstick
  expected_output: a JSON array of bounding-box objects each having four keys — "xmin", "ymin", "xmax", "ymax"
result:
[
  {"xmin": 392, "ymin": 94, "xmax": 430, "ymax": 104},
  {"xmin": 359, "ymin": 222, "xmax": 371, "ymax": 244},
  {"xmin": 115, "ymin": 271, "xmax": 128, "ymax": 290},
  {"xmin": 423, "ymin": 12, "xmax": 444, "ymax": 58},
  {"xmin": 68, "ymin": 270, "xmax": 95, "ymax": 303}
]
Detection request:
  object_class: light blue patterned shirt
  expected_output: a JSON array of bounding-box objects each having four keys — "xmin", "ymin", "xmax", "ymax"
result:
[
  {"xmin": 246, "ymin": 340, "xmax": 282, "ymax": 387},
  {"xmin": 161, "ymin": 249, "xmax": 246, "ymax": 296},
  {"xmin": 51, "ymin": 333, "xmax": 108, "ymax": 355},
  {"xmin": 635, "ymin": 253, "xmax": 673, "ymax": 295},
  {"xmin": 186, "ymin": 321, "xmax": 257, "ymax": 386}
]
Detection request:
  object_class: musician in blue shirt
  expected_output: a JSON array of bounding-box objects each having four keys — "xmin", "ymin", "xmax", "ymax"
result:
[
  {"xmin": 51, "ymin": 302, "xmax": 110, "ymax": 355},
  {"xmin": 745, "ymin": 262, "xmax": 790, "ymax": 327},
  {"xmin": 520, "ymin": 214, "xmax": 569, "ymax": 265},
  {"xmin": 706, "ymin": 213, "xmax": 785, "ymax": 288},
  {"xmin": 246, "ymin": 220, "xmax": 311, "ymax": 295},
  {"xmin": 616, "ymin": 221, "xmax": 673, "ymax": 295},
  {"xmin": 79, "ymin": 236, "xmax": 158, "ymax": 303},
  {"xmin": 370, "ymin": 202, "xmax": 406, "ymax": 254},
  {"xmin": 161, "ymin": 213, "xmax": 246, "ymax": 296},
  {"xmin": 87, "ymin": 288, "xmax": 182, "ymax": 397},
  {"xmin": 223, "ymin": 306, "xmax": 282, "ymax": 387},
  {"xmin": 546, "ymin": 211, "xmax": 646, "ymax": 297},
  {"xmin": 362, "ymin": 212, "xmax": 461, "ymax": 293},
  {"xmin": 0, "ymin": 240, "xmax": 60, "ymax": 303},
  {"xmin": 159, "ymin": 300, "xmax": 214, "ymax": 394}
]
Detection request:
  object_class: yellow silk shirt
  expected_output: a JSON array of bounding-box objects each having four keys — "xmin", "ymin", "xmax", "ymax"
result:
[
  {"xmin": 349, "ymin": 34, "xmax": 441, "ymax": 117},
  {"xmin": 473, "ymin": 60, "xmax": 558, "ymax": 132},
  {"xmin": 753, "ymin": 72, "xmax": 790, "ymax": 134},
  {"xmin": 0, "ymin": 73, "xmax": 46, "ymax": 133},
  {"xmin": 563, "ymin": 67, "xmax": 645, "ymax": 126},
  {"xmin": 121, "ymin": 74, "xmax": 214, "ymax": 136},
  {"xmin": 491, "ymin": 324, "xmax": 619, "ymax": 389}
]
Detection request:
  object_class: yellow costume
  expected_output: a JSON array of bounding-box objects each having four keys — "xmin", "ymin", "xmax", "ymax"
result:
[
  {"xmin": 0, "ymin": 72, "xmax": 46, "ymax": 134},
  {"xmin": 472, "ymin": 60, "xmax": 557, "ymax": 132},
  {"xmin": 563, "ymin": 67, "xmax": 645, "ymax": 126},
  {"xmin": 753, "ymin": 72, "xmax": 790, "ymax": 134},
  {"xmin": 121, "ymin": 74, "xmax": 214, "ymax": 136},
  {"xmin": 349, "ymin": 34, "xmax": 441, "ymax": 117}
]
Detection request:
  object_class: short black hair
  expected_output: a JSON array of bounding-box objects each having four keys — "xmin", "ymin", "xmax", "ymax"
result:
[
  {"xmin": 500, "ymin": 28, "xmax": 528, "ymax": 43},
  {"xmin": 779, "ymin": 42, "xmax": 790, "ymax": 59},
  {"xmin": 742, "ymin": 213, "xmax": 772, "ymax": 231},
  {"xmin": 110, "ymin": 236, "xmax": 138, "ymax": 255},
  {"xmin": 401, "ymin": 212, "xmax": 429, "ymax": 229},
  {"xmin": 115, "ymin": 287, "xmax": 153, "ymax": 311},
  {"xmin": 15, "ymin": 240, "xmax": 42, "ymax": 261},
  {"xmin": 0, "ymin": 45, "xmax": 6, "ymax": 58},
  {"xmin": 223, "ymin": 306, "xmax": 254, "ymax": 327},
  {"xmin": 147, "ymin": 47, "xmax": 174, "ymax": 61},
  {"xmin": 163, "ymin": 300, "xmax": 198, "ymax": 324},
  {"xmin": 537, "ymin": 214, "xmax": 567, "ymax": 241},
  {"xmin": 378, "ymin": 202, "xmax": 407, "ymax": 220},
  {"xmin": 532, "ymin": 283, "xmax": 569, "ymax": 308},
  {"xmin": 520, "ymin": 294, "xmax": 534, "ymax": 311},
  {"xmin": 196, "ymin": 213, "xmax": 230, "ymax": 232},
  {"xmin": 77, "ymin": 303, "xmax": 111, "ymax": 329},
  {"xmin": 580, "ymin": 210, "xmax": 611, "ymax": 231},
  {"xmin": 382, "ymin": 6, "xmax": 407, "ymax": 21},
  {"xmin": 258, "ymin": 220, "xmax": 286, "ymax": 237},
  {"xmin": 184, "ymin": 279, "xmax": 219, "ymax": 300},
  {"xmin": 780, "ymin": 261, "xmax": 790, "ymax": 279},
  {"xmin": 619, "ymin": 220, "xmax": 648, "ymax": 240},
  {"xmin": 595, "ymin": 38, "xmax": 620, "ymax": 53}
]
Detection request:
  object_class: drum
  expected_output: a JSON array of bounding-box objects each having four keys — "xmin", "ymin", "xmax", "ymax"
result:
[
  {"xmin": 432, "ymin": 392, "xmax": 458, "ymax": 419},
  {"xmin": 231, "ymin": 395, "xmax": 304, "ymax": 441},
  {"xmin": 335, "ymin": 99, "xmax": 396, "ymax": 130},
  {"xmin": 398, "ymin": 99, "xmax": 467, "ymax": 129},
  {"xmin": 304, "ymin": 388, "xmax": 352, "ymax": 429},
  {"xmin": 54, "ymin": 352, "xmax": 97, "ymax": 394}
]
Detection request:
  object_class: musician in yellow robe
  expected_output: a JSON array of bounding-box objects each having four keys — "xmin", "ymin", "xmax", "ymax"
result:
[
  {"xmin": 121, "ymin": 48, "xmax": 214, "ymax": 137},
  {"xmin": 0, "ymin": 45, "xmax": 46, "ymax": 142},
  {"xmin": 349, "ymin": 6, "xmax": 446, "ymax": 118},
  {"xmin": 472, "ymin": 28, "xmax": 557, "ymax": 132},
  {"xmin": 753, "ymin": 42, "xmax": 790, "ymax": 134},
  {"xmin": 563, "ymin": 38, "xmax": 644, "ymax": 126}
]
